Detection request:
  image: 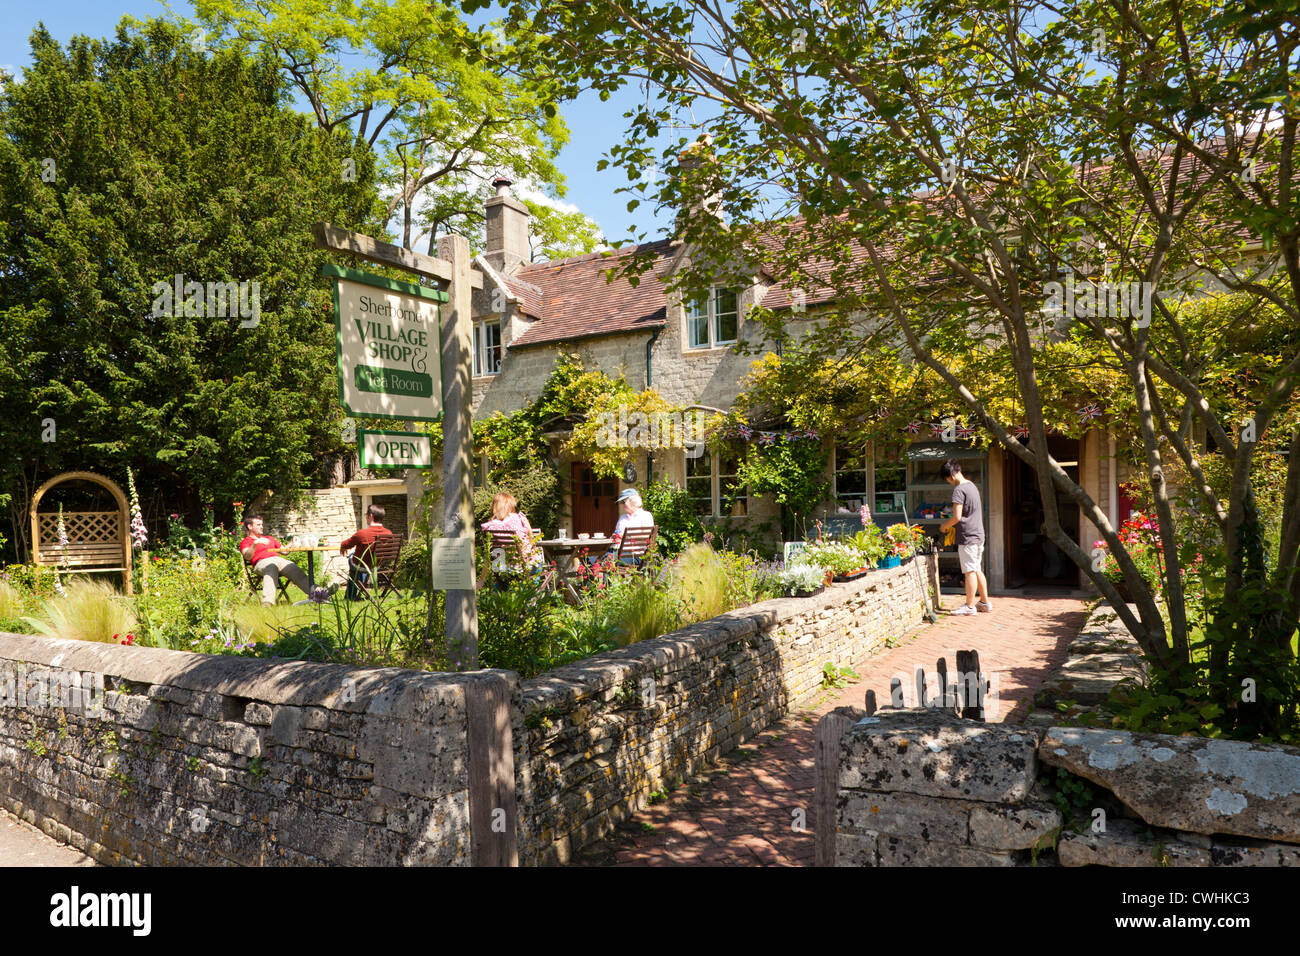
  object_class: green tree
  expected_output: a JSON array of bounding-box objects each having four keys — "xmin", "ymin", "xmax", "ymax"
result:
[
  {"xmin": 523, "ymin": 198, "xmax": 604, "ymax": 261},
  {"xmin": 485, "ymin": 0, "xmax": 1300, "ymax": 735},
  {"xmin": 192, "ymin": 0, "xmax": 571, "ymax": 252},
  {"xmin": 0, "ymin": 18, "xmax": 382, "ymax": 558}
]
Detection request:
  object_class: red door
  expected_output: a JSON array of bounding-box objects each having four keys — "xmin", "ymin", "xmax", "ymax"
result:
[{"xmin": 572, "ymin": 463, "xmax": 617, "ymax": 536}]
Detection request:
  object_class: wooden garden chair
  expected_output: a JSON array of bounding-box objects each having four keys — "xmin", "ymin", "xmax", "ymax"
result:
[
  {"xmin": 350, "ymin": 533, "xmax": 405, "ymax": 601},
  {"xmin": 245, "ymin": 559, "xmax": 291, "ymax": 605},
  {"xmin": 483, "ymin": 528, "xmax": 555, "ymax": 593}
]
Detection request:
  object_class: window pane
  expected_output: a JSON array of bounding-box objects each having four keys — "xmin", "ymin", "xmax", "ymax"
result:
[
  {"xmin": 484, "ymin": 321, "xmax": 502, "ymax": 374},
  {"xmin": 834, "ymin": 443, "xmax": 867, "ymax": 508},
  {"xmin": 687, "ymin": 452, "xmax": 713, "ymax": 515},
  {"xmin": 687, "ymin": 295, "xmax": 709, "ymax": 349},
  {"xmin": 714, "ymin": 288, "xmax": 738, "ymax": 343},
  {"xmin": 472, "ymin": 323, "xmax": 482, "ymax": 376},
  {"xmin": 873, "ymin": 444, "xmax": 906, "ymax": 492},
  {"xmin": 720, "ymin": 453, "xmax": 747, "ymax": 516}
]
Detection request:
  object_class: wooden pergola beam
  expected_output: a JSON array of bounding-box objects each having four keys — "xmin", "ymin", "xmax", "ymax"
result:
[{"xmin": 312, "ymin": 222, "xmax": 483, "ymax": 289}]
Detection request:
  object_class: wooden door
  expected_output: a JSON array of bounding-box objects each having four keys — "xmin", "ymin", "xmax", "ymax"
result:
[{"xmin": 572, "ymin": 463, "xmax": 617, "ymax": 536}]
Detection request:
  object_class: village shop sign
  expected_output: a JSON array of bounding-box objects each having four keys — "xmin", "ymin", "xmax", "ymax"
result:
[{"xmin": 324, "ymin": 264, "xmax": 448, "ymax": 420}]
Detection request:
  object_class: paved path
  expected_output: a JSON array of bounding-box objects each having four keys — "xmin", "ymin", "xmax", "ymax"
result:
[
  {"xmin": 0, "ymin": 807, "xmax": 96, "ymax": 867},
  {"xmin": 572, "ymin": 594, "xmax": 1088, "ymax": 866}
]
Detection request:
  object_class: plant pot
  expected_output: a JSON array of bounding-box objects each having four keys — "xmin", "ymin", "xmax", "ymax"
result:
[
  {"xmin": 877, "ymin": 555, "xmax": 901, "ymax": 569},
  {"xmin": 833, "ymin": 569, "xmax": 869, "ymax": 582}
]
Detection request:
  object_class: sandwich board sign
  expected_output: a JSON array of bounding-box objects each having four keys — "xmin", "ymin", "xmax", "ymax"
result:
[{"xmin": 325, "ymin": 264, "xmax": 447, "ymax": 420}]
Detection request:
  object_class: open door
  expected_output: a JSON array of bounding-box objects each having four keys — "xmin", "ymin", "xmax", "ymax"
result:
[{"xmin": 1003, "ymin": 437, "xmax": 1080, "ymax": 587}]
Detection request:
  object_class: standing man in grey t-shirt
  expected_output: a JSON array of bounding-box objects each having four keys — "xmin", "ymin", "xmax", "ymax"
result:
[{"xmin": 939, "ymin": 459, "xmax": 991, "ymax": 615}]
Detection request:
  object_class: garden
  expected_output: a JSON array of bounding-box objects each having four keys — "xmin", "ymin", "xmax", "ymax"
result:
[{"xmin": 0, "ymin": 491, "xmax": 930, "ymax": 682}]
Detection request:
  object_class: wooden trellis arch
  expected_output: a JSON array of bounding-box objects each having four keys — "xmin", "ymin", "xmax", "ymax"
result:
[{"xmin": 29, "ymin": 471, "xmax": 133, "ymax": 594}]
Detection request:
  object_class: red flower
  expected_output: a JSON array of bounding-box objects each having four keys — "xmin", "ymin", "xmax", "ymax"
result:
[{"xmin": 120, "ymin": 633, "xmax": 135, "ymax": 645}]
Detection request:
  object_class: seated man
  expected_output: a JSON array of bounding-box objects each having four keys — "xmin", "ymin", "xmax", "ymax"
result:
[
  {"xmin": 240, "ymin": 515, "xmax": 315, "ymax": 605},
  {"xmin": 610, "ymin": 488, "xmax": 655, "ymax": 565},
  {"xmin": 339, "ymin": 504, "xmax": 394, "ymax": 600}
]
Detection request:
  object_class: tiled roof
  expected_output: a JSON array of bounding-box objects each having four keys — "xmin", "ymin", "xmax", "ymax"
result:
[
  {"xmin": 505, "ymin": 239, "xmax": 677, "ymax": 349},
  {"xmin": 499, "ymin": 274, "xmax": 545, "ymax": 319}
]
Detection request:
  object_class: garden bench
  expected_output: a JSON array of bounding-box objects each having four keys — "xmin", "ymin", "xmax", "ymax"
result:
[{"xmin": 30, "ymin": 472, "xmax": 133, "ymax": 594}]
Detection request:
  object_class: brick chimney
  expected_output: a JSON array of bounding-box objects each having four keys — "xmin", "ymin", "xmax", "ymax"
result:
[{"xmin": 484, "ymin": 175, "xmax": 530, "ymax": 274}]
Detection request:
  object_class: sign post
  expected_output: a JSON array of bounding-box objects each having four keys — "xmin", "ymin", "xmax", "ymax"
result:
[
  {"xmin": 438, "ymin": 233, "xmax": 478, "ymax": 669},
  {"xmin": 315, "ymin": 223, "xmax": 480, "ymax": 669}
]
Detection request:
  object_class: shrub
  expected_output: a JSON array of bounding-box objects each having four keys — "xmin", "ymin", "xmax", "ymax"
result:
[
  {"xmin": 775, "ymin": 563, "xmax": 827, "ymax": 596},
  {"xmin": 640, "ymin": 480, "xmax": 704, "ymax": 555},
  {"xmin": 477, "ymin": 573, "xmax": 562, "ymax": 678},
  {"xmin": 0, "ymin": 580, "xmax": 25, "ymax": 629},
  {"xmin": 25, "ymin": 580, "xmax": 138, "ymax": 643}
]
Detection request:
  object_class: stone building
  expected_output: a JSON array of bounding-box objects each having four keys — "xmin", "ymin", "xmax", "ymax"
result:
[{"xmin": 450, "ymin": 175, "xmax": 1147, "ymax": 594}]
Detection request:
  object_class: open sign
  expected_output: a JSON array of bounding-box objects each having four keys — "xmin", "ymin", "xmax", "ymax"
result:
[{"xmin": 358, "ymin": 429, "xmax": 434, "ymax": 469}]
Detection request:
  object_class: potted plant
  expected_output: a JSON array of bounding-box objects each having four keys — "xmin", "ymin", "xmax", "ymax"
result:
[
  {"xmin": 883, "ymin": 523, "xmax": 926, "ymax": 567},
  {"xmin": 803, "ymin": 541, "xmax": 868, "ymax": 581},
  {"xmin": 776, "ymin": 562, "xmax": 829, "ymax": 597}
]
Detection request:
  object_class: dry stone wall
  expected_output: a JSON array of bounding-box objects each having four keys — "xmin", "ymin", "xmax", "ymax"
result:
[
  {"xmin": 252, "ymin": 488, "xmax": 363, "ymax": 544},
  {"xmin": 831, "ymin": 604, "xmax": 1300, "ymax": 867},
  {"xmin": 0, "ymin": 555, "xmax": 934, "ymax": 867},
  {"xmin": 0, "ymin": 633, "xmax": 511, "ymax": 866},
  {"xmin": 515, "ymin": 557, "xmax": 933, "ymax": 865}
]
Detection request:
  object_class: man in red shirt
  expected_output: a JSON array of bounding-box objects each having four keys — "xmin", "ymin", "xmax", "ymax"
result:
[
  {"xmin": 339, "ymin": 504, "xmax": 394, "ymax": 600},
  {"xmin": 239, "ymin": 515, "xmax": 315, "ymax": 604}
]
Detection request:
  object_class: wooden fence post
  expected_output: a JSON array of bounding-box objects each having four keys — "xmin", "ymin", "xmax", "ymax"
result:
[
  {"xmin": 814, "ymin": 707, "xmax": 862, "ymax": 867},
  {"xmin": 466, "ymin": 674, "xmax": 518, "ymax": 866}
]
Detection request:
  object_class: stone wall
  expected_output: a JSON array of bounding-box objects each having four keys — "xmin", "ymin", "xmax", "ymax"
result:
[
  {"xmin": 251, "ymin": 488, "xmax": 363, "ymax": 544},
  {"xmin": 0, "ymin": 554, "xmax": 934, "ymax": 867},
  {"xmin": 830, "ymin": 606, "xmax": 1300, "ymax": 867},
  {"xmin": 515, "ymin": 557, "xmax": 934, "ymax": 865},
  {"xmin": 0, "ymin": 633, "xmax": 514, "ymax": 866}
]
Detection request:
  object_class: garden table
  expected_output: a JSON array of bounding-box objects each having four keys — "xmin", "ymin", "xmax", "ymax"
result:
[
  {"xmin": 277, "ymin": 544, "xmax": 337, "ymax": 585},
  {"xmin": 536, "ymin": 536, "xmax": 613, "ymax": 603}
]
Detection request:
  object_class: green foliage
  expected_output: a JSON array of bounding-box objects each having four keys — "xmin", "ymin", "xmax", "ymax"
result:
[
  {"xmin": 523, "ymin": 199, "xmax": 605, "ymax": 261},
  {"xmin": 195, "ymin": 0, "xmax": 571, "ymax": 248},
  {"xmin": 821, "ymin": 662, "xmax": 859, "ymax": 689},
  {"xmin": 134, "ymin": 553, "xmax": 245, "ymax": 650},
  {"xmin": 1048, "ymin": 767, "xmax": 1106, "ymax": 834},
  {"xmin": 24, "ymin": 580, "xmax": 138, "ymax": 644},
  {"xmin": 472, "ymin": 460, "xmax": 560, "ymax": 538},
  {"xmin": 733, "ymin": 437, "xmax": 829, "ymax": 539},
  {"xmin": 639, "ymin": 480, "xmax": 704, "ymax": 556},
  {"xmin": 602, "ymin": 571, "xmax": 680, "ymax": 646},
  {"xmin": 476, "ymin": 573, "xmax": 564, "ymax": 678},
  {"xmin": 0, "ymin": 18, "xmax": 382, "ymax": 528}
]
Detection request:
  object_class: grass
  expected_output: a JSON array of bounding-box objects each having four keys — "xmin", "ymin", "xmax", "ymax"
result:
[
  {"xmin": 0, "ymin": 580, "xmax": 23, "ymax": 624},
  {"xmin": 671, "ymin": 543, "xmax": 733, "ymax": 623},
  {"xmin": 24, "ymin": 579, "xmax": 138, "ymax": 643},
  {"xmin": 228, "ymin": 601, "xmax": 320, "ymax": 644}
]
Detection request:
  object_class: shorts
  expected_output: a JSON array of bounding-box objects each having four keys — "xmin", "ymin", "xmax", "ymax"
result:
[{"xmin": 957, "ymin": 543, "xmax": 985, "ymax": 574}]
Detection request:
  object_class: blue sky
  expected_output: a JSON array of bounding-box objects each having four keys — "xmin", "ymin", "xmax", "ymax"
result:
[{"xmin": 0, "ymin": 0, "xmax": 682, "ymax": 245}]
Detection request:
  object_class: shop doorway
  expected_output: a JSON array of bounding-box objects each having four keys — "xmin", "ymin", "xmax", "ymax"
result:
[
  {"xmin": 572, "ymin": 462, "xmax": 617, "ymax": 536},
  {"xmin": 1003, "ymin": 438, "xmax": 1080, "ymax": 588}
]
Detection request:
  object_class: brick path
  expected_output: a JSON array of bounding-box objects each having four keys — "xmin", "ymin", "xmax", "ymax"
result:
[{"xmin": 571, "ymin": 594, "xmax": 1088, "ymax": 866}]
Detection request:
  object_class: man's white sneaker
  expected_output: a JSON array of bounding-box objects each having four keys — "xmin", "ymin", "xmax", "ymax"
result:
[
  {"xmin": 976, "ymin": 601, "xmax": 992, "ymax": 613},
  {"xmin": 949, "ymin": 604, "xmax": 978, "ymax": 615}
]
